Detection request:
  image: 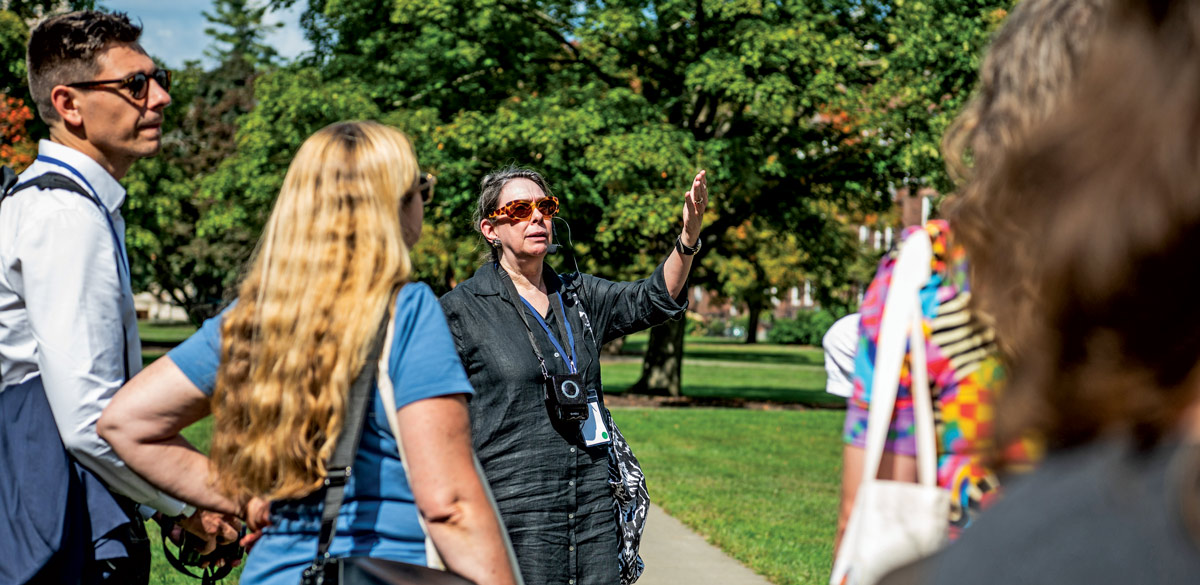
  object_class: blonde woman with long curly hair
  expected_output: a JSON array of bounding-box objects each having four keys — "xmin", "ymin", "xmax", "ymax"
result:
[{"xmin": 99, "ymin": 121, "xmax": 517, "ymax": 585}]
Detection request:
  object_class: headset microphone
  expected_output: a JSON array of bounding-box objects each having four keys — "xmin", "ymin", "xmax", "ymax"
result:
[{"xmin": 547, "ymin": 220, "xmax": 562, "ymax": 254}]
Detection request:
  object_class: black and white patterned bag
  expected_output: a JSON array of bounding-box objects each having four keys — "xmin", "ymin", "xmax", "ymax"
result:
[{"xmin": 604, "ymin": 407, "xmax": 648, "ymax": 585}]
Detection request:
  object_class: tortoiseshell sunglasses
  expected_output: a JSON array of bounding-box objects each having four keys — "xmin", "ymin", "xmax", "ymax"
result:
[{"xmin": 487, "ymin": 196, "xmax": 559, "ymax": 221}]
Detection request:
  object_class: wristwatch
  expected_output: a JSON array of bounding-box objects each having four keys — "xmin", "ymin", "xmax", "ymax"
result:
[{"xmin": 675, "ymin": 235, "xmax": 702, "ymax": 256}]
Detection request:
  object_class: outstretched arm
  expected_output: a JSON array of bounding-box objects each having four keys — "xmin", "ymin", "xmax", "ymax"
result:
[{"xmin": 663, "ymin": 170, "xmax": 710, "ymax": 299}]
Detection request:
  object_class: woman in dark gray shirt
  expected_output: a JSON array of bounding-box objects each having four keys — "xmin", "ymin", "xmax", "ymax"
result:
[{"xmin": 440, "ymin": 166, "xmax": 709, "ymax": 585}]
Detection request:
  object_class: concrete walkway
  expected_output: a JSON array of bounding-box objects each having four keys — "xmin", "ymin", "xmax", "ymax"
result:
[{"xmin": 637, "ymin": 504, "xmax": 774, "ymax": 585}]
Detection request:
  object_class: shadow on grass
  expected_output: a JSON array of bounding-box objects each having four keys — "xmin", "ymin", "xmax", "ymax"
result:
[
  {"xmin": 605, "ymin": 383, "xmax": 845, "ymax": 409},
  {"xmin": 680, "ymin": 347, "xmax": 823, "ymax": 366}
]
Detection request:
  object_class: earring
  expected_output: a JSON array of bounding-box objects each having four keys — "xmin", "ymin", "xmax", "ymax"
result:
[{"xmin": 490, "ymin": 238, "xmax": 501, "ymax": 248}]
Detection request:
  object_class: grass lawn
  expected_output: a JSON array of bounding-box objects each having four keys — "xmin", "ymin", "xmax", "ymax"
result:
[
  {"xmin": 603, "ymin": 334, "xmax": 843, "ymax": 408},
  {"xmin": 138, "ymin": 321, "xmax": 197, "ymax": 366},
  {"xmin": 615, "ymin": 408, "xmax": 843, "ymax": 585}
]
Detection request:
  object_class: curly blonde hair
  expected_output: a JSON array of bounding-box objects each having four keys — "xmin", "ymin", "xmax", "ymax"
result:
[{"xmin": 209, "ymin": 121, "xmax": 420, "ymax": 502}]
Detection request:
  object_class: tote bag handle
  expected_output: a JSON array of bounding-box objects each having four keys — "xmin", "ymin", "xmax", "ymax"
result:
[
  {"xmin": 375, "ymin": 317, "xmax": 526, "ymax": 585},
  {"xmin": 860, "ymin": 230, "xmax": 938, "ymax": 487}
]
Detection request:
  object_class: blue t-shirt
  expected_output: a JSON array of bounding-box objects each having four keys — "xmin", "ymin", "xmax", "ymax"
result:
[{"xmin": 167, "ymin": 283, "xmax": 473, "ymax": 585}]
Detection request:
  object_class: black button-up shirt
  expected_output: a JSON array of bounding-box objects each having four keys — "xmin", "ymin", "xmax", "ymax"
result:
[{"xmin": 441, "ymin": 261, "xmax": 687, "ymax": 585}]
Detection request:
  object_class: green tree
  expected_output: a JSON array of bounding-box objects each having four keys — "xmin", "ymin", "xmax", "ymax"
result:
[
  {"xmin": 277, "ymin": 0, "xmax": 888, "ymax": 395},
  {"xmin": 203, "ymin": 0, "xmax": 283, "ymax": 70},
  {"xmin": 0, "ymin": 10, "xmax": 25, "ymax": 96},
  {"xmin": 836, "ymin": 0, "xmax": 1014, "ymax": 191},
  {"xmin": 123, "ymin": 0, "xmax": 292, "ymax": 322}
]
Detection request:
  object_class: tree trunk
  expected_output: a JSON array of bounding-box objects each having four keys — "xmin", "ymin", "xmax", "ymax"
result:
[
  {"xmin": 745, "ymin": 298, "xmax": 762, "ymax": 344},
  {"xmin": 628, "ymin": 317, "xmax": 686, "ymax": 397}
]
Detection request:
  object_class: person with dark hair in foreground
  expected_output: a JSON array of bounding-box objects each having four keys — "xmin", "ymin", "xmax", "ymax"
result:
[
  {"xmin": 881, "ymin": 1, "xmax": 1200, "ymax": 582},
  {"xmin": 0, "ymin": 11, "xmax": 236, "ymax": 584}
]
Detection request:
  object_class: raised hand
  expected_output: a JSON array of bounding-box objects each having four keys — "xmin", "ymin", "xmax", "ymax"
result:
[{"xmin": 681, "ymin": 170, "xmax": 709, "ymax": 246}]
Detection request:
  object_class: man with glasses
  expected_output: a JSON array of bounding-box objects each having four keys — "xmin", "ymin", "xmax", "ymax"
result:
[{"xmin": 0, "ymin": 11, "xmax": 237, "ymax": 584}]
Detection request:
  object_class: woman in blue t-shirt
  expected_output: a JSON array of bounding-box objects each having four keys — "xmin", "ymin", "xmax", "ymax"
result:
[{"xmin": 99, "ymin": 121, "xmax": 517, "ymax": 585}]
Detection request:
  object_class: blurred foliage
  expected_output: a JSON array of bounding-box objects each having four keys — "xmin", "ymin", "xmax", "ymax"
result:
[
  {"xmin": 833, "ymin": 0, "xmax": 1016, "ymax": 194},
  {"xmin": 766, "ymin": 308, "xmax": 840, "ymax": 345},
  {"xmin": 1, "ymin": 2, "xmax": 99, "ymax": 137},
  {"xmin": 0, "ymin": 93, "xmax": 34, "ymax": 169},
  {"xmin": 275, "ymin": 0, "xmax": 895, "ymax": 291}
]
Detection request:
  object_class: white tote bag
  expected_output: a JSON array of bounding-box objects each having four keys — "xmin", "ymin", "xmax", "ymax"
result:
[{"xmin": 829, "ymin": 230, "xmax": 950, "ymax": 585}]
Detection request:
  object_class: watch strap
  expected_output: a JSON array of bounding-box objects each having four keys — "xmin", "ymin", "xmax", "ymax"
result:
[{"xmin": 675, "ymin": 235, "xmax": 701, "ymax": 255}]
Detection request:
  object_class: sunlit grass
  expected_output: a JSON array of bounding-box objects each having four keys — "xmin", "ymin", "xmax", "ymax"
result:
[{"xmin": 615, "ymin": 408, "xmax": 843, "ymax": 585}]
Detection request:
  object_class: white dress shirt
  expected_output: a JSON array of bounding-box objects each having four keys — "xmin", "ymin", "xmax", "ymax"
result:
[{"xmin": 0, "ymin": 140, "xmax": 188, "ymax": 516}]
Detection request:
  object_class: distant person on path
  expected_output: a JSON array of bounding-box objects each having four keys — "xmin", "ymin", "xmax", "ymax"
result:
[
  {"xmin": 99, "ymin": 121, "xmax": 517, "ymax": 585},
  {"xmin": 0, "ymin": 11, "xmax": 237, "ymax": 584},
  {"xmin": 439, "ymin": 166, "xmax": 709, "ymax": 585},
  {"xmin": 835, "ymin": 0, "xmax": 1111, "ymax": 553},
  {"xmin": 882, "ymin": 2, "xmax": 1200, "ymax": 581},
  {"xmin": 823, "ymin": 313, "xmax": 860, "ymax": 400}
]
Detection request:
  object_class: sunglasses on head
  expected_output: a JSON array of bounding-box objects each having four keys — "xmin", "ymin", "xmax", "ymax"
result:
[
  {"xmin": 487, "ymin": 196, "xmax": 560, "ymax": 221},
  {"xmin": 67, "ymin": 69, "xmax": 172, "ymax": 100},
  {"xmin": 415, "ymin": 172, "xmax": 436, "ymax": 206}
]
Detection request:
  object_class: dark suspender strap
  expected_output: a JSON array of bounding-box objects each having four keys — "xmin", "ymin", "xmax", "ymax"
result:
[
  {"xmin": 311, "ymin": 308, "xmax": 394, "ymax": 566},
  {"xmin": 1, "ymin": 166, "xmax": 16, "ymax": 196},
  {"xmin": 2, "ymin": 171, "xmax": 132, "ymax": 383}
]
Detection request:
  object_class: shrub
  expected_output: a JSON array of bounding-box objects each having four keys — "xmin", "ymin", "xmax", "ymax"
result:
[{"xmin": 767, "ymin": 309, "xmax": 841, "ymax": 345}]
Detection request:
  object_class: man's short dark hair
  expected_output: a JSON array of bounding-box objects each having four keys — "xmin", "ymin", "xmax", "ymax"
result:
[{"xmin": 26, "ymin": 11, "xmax": 143, "ymax": 124}]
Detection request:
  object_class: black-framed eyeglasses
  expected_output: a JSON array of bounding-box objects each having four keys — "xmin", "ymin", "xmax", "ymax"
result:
[
  {"xmin": 66, "ymin": 69, "xmax": 171, "ymax": 100},
  {"xmin": 415, "ymin": 172, "xmax": 436, "ymax": 206}
]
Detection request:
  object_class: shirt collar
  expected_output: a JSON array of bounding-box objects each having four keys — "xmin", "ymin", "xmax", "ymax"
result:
[
  {"xmin": 465, "ymin": 262, "xmax": 565, "ymax": 297},
  {"xmin": 36, "ymin": 139, "xmax": 127, "ymax": 213}
]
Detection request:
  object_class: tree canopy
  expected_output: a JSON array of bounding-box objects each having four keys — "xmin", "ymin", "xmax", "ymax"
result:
[{"xmin": 6, "ymin": 0, "xmax": 1015, "ymax": 390}]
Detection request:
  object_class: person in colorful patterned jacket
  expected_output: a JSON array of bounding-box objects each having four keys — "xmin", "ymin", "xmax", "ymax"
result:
[{"xmin": 834, "ymin": 0, "xmax": 1111, "ymax": 552}]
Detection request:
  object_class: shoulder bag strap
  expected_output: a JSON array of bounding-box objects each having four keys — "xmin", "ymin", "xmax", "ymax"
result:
[
  {"xmin": 3, "ymin": 171, "xmax": 133, "ymax": 383},
  {"xmin": 375, "ymin": 316, "xmax": 526, "ymax": 585},
  {"xmin": 1, "ymin": 166, "xmax": 17, "ymax": 196},
  {"xmin": 311, "ymin": 309, "xmax": 393, "ymax": 565},
  {"xmin": 861, "ymin": 229, "xmax": 936, "ymax": 485}
]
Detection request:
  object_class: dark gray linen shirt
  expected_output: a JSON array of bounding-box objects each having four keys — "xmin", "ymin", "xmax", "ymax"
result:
[{"xmin": 440, "ymin": 261, "xmax": 687, "ymax": 585}]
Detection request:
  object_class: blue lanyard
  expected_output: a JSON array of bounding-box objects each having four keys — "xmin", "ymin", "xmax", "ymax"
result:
[
  {"xmin": 35, "ymin": 154, "xmax": 129, "ymax": 278},
  {"xmin": 520, "ymin": 292, "xmax": 577, "ymax": 374}
]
